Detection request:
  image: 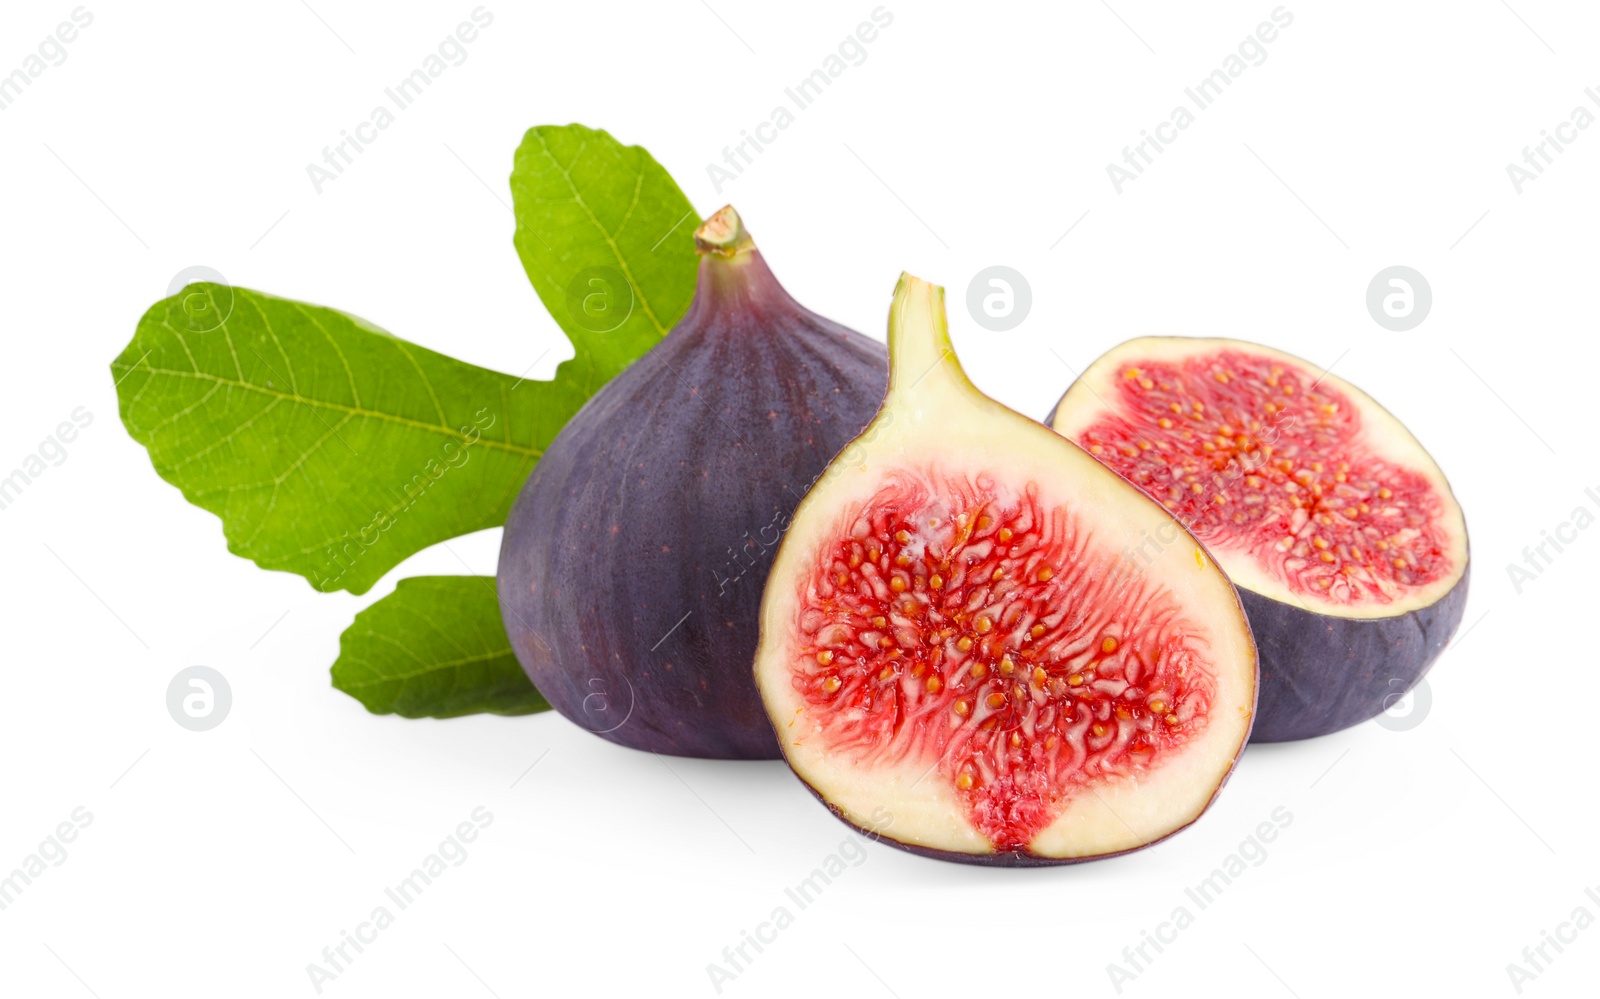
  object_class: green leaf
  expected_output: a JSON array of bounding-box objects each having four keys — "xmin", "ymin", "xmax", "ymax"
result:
[
  {"xmin": 112, "ymin": 123, "xmax": 702, "ymax": 716},
  {"xmin": 112, "ymin": 285, "xmax": 592, "ymax": 594},
  {"xmin": 112, "ymin": 125, "xmax": 699, "ymax": 598},
  {"xmin": 332, "ymin": 576, "xmax": 549, "ymax": 718},
  {"xmin": 512, "ymin": 123, "xmax": 700, "ymax": 392}
]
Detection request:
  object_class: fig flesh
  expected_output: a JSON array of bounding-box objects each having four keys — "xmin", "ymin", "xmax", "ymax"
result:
[
  {"xmin": 753, "ymin": 276, "xmax": 1258, "ymax": 865},
  {"xmin": 498, "ymin": 207, "xmax": 887, "ymax": 759},
  {"xmin": 1048, "ymin": 337, "xmax": 1469, "ymax": 742}
]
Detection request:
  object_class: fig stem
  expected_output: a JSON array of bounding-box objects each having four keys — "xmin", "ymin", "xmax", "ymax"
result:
[
  {"xmin": 694, "ymin": 205, "xmax": 755, "ymax": 258},
  {"xmin": 887, "ymin": 272, "xmax": 973, "ymax": 400}
]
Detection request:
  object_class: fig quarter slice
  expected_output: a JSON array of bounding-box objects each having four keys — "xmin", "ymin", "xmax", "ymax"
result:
[
  {"xmin": 753, "ymin": 275, "xmax": 1258, "ymax": 865},
  {"xmin": 1048, "ymin": 337, "xmax": 1469, "ymax": 742}
]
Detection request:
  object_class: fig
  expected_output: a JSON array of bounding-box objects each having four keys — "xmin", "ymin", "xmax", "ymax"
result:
[
  {"xmin": 752, "ymin": 275, "xmax": 1258, "ymax": 865},
  {"xmin": 497, "ymin": 207, "xmax": 888, "ymax": 759},
  {"xmin": 1048, "ymin": 337, "xmax": 1469, "ymax": 742}
]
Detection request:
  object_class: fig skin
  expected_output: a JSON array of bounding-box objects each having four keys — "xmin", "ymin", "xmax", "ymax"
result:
[
  {"xmin": 1240, "ymin": 564, "xmax": 1468, "ymax": 742},
  {"xmin": 497, "ymin": 207, "xmax": 887, "ymax": 759},
  {"xmin": 794, "ymin": 772, "xmax": 1243, "ymax": 867}
]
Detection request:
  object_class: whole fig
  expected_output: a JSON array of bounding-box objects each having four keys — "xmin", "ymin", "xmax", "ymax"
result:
[{"xmin": 498, "ymin": 207, "xmax": 888, "ymax": 758}]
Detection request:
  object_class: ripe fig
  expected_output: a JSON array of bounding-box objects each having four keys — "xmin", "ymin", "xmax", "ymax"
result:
[
  {"xmin": 1048, "ymin": 337, "xmax": 1469, "ymax": 742},
  {"xmin": 753, "ymin": 275, "xmax": 1258, "ymax": 865},
  {"xmin": 498, "ymin": 207, "xmax": 887, "ymax": 759}
]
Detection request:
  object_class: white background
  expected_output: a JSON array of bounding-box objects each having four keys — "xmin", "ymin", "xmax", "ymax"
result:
[{"xmin": 1, "ymin": 1, "xmax": 1596, "ymax": 996}]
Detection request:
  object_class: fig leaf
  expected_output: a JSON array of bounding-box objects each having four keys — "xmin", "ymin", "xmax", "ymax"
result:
[
  {"xmin": 110, "ymin": 125, "xmax": 698, "ymax": 595},
  {"xmin": 112, "ymin": 123, "xmax": 696, "ymax": 717},
  {"xmin": 111, "ymin": 285, "xmax": 592, "ymax": 595},
  {"xmin": 511, "ymin": 123, "xmax": 700, "ymax": 391},
  {"xmin": 332, "ymin": 576, "xmax": 549, "ymax": 718}
]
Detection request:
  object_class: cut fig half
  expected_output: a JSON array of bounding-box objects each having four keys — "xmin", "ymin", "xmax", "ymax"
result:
[
  {"xmin": 1048, "ymin": 337, "xmax": 1469, "ymax": 742},
  {"xmin": 753, "ymin": 276, "xmax": 1257, "ymax": 866}
]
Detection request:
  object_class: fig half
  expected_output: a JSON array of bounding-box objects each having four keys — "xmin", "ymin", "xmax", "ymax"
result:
[
  {"xmin": 753, "ymin": 276, "xmax": 1257, "ymax": 865},
  {"xmin": 498, "ymin": 207, "xmax": 887, "ymax": 759},
  {"xmin": 1048, "ymin": 337, "xmax": 1469, "ymax": 742}
]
